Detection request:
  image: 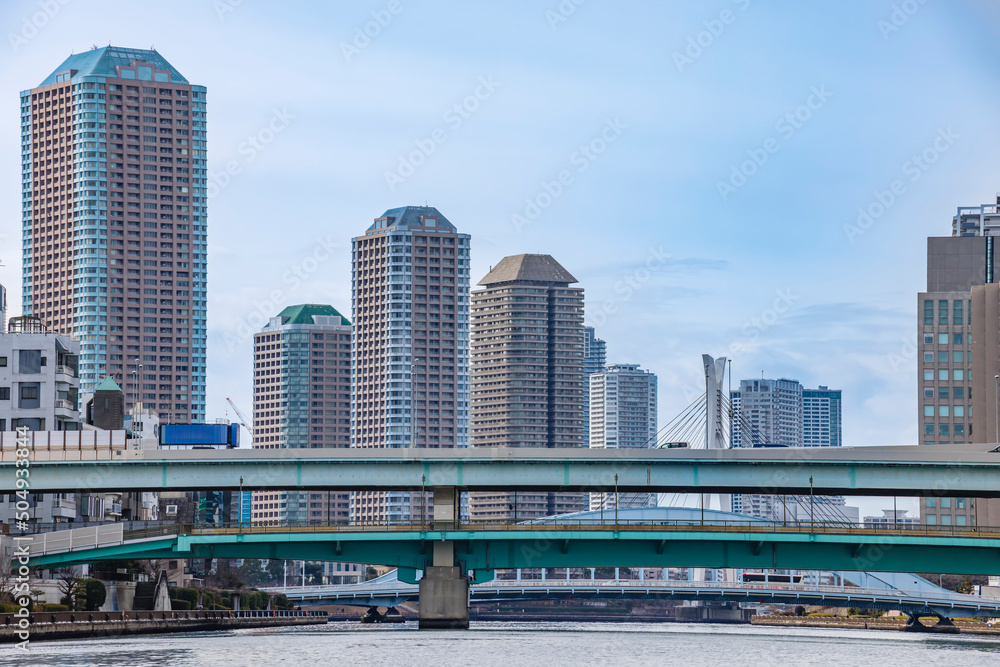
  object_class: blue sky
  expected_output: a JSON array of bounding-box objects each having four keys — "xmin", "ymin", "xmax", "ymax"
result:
[{"xmin": 1, "ymin": 1, "xmax": 999, "ymax": 500}]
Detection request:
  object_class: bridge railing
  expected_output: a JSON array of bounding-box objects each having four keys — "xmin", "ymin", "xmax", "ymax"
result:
[
  {"xmin": 471, "ymin": 579, "xmax": 1000, "ymax": 603},
  {"xmin": 270, "ymin": 578, "xmax": 1000, "ymax": 606},
  {"xmin": 16, "ymin": 518, "xmax": 1000, "ymax": 540}
]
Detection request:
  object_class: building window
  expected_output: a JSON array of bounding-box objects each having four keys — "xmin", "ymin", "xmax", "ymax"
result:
[
  {"xmin": 954, "ymin": 369, "xmax": 964, "ymax": 381},
  {"xmin": 923, "ymin": 300, "xmax": 933, "ymax": 325},
  {"xmin": 923, "ymin": 405, "xmax": 934, "ymax": 417},
  {"xmin": 956, "ymin": 498, "xmax": 966, "ymax": 509},
  {"xmin": 954, "ymin": 406, "xmax": 964, "ymax": 417},
  {"xmin": 18, "ymin": 350, "xmax": 41, "ymax": 374},
  {"xmin": 938, "ymin": 424, "xmax": 949, "ymax": 435},
  {"xmin": 923, "ymin": 334, "xmax": 934, "ymax": 345},
  {"xmin": 953, "ymin": 387, "xmax": 964, "ymax": 399},
  {"xmin": 18, "ymin": 384, "xmax": 40, "ymax": 409},
  {"xmin": 0, "ymin": 388, "xmax": 8, "ymax": 400},
  {"xmin": 953, "ymin": 300, "xmax": 963, "ymax": 325},
  {"xmin": 926, "ymin": 514, "xmax": 937, "ymax": 525},
  {"xmin": 938, "ymin": 333, "xmax": 949, "ymax": 345},
  {"xmin": 938, "ymin": 300, "xmax": 948, "ymax": 325},
  {"xmin": 938, "ymin": 406, "xmax": 949, "ymax": 417},
  {"xmin": 924, "ymin": 424, "xmax": 934, "ymax": 435},
  {"xmin": 924, "ymin": 388, "xmax": 934, "ymax": 399},
  {"xmin": 941, "ymin": 515, "xmax": 952, "ymax": 526},
  {"xmin": 940, "ymin": 497, "xmax": 951, "ymax": 508},
  {"xmin": 0, "ymin": 356, "xmax": 6, "ymax": 367},
  {"xmin": 953, "ymin": 351, "xmax": 964, "ymax": 363},
  {"xmin": 926, "ymin": 497, "xmax": 936, "ymax": 508},
  {"xmin": 956, "ymin": 515, "xmax": 967, "ymax": 526},
  {"xmin": 953, "ymin": 333, "xmax": 963, "ymax": 344},
  {"xmin": 923, "ymin": 352, "xmax": 934, "ymax": 363},
  {"xmin": 937, "ymin": 350, "xmax": 948, "ymax": 363},
  {"xmin": 938, "ymin": 369, "xmax": 949, "ymax": 381},
  {"xmin": 954, "ymin": 423, "xmax": 965, "ymax": 435},
  {"xmin": 923, "ymin": 370, "xmax": 933, "ymax": 381}
]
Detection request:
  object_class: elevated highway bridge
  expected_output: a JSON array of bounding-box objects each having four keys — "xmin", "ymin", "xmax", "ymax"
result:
[{"xmin": 6, "ymin": 444, "xmax": 1000, "ymax": 496}]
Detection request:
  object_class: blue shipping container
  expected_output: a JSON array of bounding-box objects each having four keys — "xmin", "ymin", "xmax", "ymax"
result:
[{"xmin": 159, "ymin": 423, "xmax": 239, "ymax": 447}]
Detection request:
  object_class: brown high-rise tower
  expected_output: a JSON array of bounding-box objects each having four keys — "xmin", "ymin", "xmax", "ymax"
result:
[
  {"xmin": 470, "ymin": 254, "xmax": 586, "ymax": 521},
  {"xmin": 21, "ymin": 47, "xmax": 207, "ymax": 423}
]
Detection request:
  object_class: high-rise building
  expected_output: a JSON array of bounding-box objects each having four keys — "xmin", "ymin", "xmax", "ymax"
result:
[
  {"xmin": 582, "ymin": 326, "xmax": 606, "ymax": 435},
  {"xmin": 588, "ymin": 364, "xmax": 657, "ymax": 510},
  {"xmin": 252, "ymin": 304, "xmax": 352, "ymax": 525},
  {"xmin": 351, "ymin": 206, "xmax": 471, "ymax": 524},
  {"xmin": 917, "ymin": 211, "xmax": 1000, "ymax": 527},
  {"xmin": 21, "ymin": 47, "xmax": 207, "ymax": 423},
  {"xmin": 917, "ymin": 197, "xmax": 1000, "ymax": 528},
  {"xmin": 729, "ymin": 378, "xmax": 803, "ymax": 448},
  {"xmin": 252, "ymin": 304, "xmax": 361, "ymax": 583},
  {"xmin": 729, "ymin": 377, "xmax": 847, "ymax": 520},
  {"xmin": 802, "ymin": 386, "xmax": 841, "ymax": 447},
  {"xmin": 469, "ymin": 253, "xmax": 585, "ymax": 521}
]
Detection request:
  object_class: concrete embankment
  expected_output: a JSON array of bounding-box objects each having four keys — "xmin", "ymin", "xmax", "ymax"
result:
[
  {"xmin": 0, "ymin": 609, "xmax": 327, "ymax": 643},
  {"xmin": 752, "ymin": 615, "xmax": 1000, "ymax": 635}
]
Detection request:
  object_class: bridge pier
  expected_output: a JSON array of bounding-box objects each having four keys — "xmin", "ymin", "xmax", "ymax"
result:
[{"xmin": 418, "ymin": 487, "xmax": 469, "ymax": 629}]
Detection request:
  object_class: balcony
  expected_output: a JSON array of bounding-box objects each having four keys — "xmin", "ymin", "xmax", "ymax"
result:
[{"xmin": 56, "ymin": 365, "xmax": 77, "ymax": 378}]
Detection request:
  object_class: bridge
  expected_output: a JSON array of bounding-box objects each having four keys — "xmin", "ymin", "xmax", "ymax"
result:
[
  {"xmin": 266, "ymin": 572, "xmax": 1000, "ymax": 622},
  {"xmin": 8, "ymin": 444, "xmax": 1000, "ymax": 496},
  {"xmin": 9, "ymin": 446, "xmax": 1000, "ymax": 628}
]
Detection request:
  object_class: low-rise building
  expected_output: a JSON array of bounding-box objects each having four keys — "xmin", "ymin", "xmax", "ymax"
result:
[{"xmin": 0, "ymin": 316, "xmax": 80, "ymax": 432}]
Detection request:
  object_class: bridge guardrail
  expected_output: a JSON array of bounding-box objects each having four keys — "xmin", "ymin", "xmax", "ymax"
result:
[
  {"xmin": 269, "ymin": 579, "xmax": 1000, "ymax": 606},
  {"xmin": 17, "ymin": 518, "xmax": 1000, "ymax": 544}
]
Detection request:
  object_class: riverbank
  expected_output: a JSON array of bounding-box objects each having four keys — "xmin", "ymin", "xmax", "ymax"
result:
[
  {"xmin": 0, "ymin": 609, "xmax": 327, "ymax": 643},
  {"xmin": 752, "ymin": 615, "xmax": 1000, "ymax": 635}
]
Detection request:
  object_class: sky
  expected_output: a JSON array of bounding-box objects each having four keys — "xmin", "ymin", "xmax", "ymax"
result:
[{"xmin": 1, "ymin": 1, "xmax": 999, "ymax": 516}]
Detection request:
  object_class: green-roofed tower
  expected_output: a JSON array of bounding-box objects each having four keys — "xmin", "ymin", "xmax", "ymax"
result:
[
  {"xmin": 252, "ymin": 303, "xmax": 358, "ymax": 582},
  {"xmin": 21, "ymin": 47, "xmax": 207, "ymax": 425}
]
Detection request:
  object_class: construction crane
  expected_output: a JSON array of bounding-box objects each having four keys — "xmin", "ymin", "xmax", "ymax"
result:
[{"xmin": 226, "ymin": 397, "xmax": 253, "ymax": 436}]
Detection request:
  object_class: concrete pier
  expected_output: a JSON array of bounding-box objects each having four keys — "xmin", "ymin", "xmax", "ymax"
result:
[{"xmin": 418, "ymin": 566, "xmax": 469, "ymax": 629}]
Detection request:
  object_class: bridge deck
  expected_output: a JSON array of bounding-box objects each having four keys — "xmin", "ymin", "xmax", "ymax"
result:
[{"xmin": 9, "ymin": 444, "xmax": 1000, "ymax": 496}]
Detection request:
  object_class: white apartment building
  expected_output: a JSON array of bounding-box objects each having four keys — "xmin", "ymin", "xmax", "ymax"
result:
[{"xmin": 589, "ymin": 364, "xmax": 657, "ymax": 511}]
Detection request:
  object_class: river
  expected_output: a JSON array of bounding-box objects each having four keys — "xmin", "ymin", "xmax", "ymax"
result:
[{"xmin": 5, "ymin": 621, "xmax": 1000, "ymax": 666}]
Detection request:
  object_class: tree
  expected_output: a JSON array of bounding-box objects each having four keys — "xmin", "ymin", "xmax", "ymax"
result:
[
  {"xmin": 266, "ymin": 559, "xmax": 285, "ymax": 584},
  {"xmin": 304, "ymin": 563, "xmax": 323, "ymax": 585},
  {"xmin": 57, "ymin": 571, "xmax": 79, "ymax": 609},
  {"xmin": 80, "ymin": 579, "xmax": 106, "ymax": 611},
  {"xmin": 238, "ymin": 559, "xmax": 267, "ymax": 588}
]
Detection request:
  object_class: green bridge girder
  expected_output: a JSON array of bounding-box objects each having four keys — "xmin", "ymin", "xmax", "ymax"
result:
[
  {"xmin": 29, "ymin": 527, "xmax": 1000, "ymax": 575},
  {"xmin": 10, "ymin": 445, "xmax": 1000, "ymax": 496}
]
